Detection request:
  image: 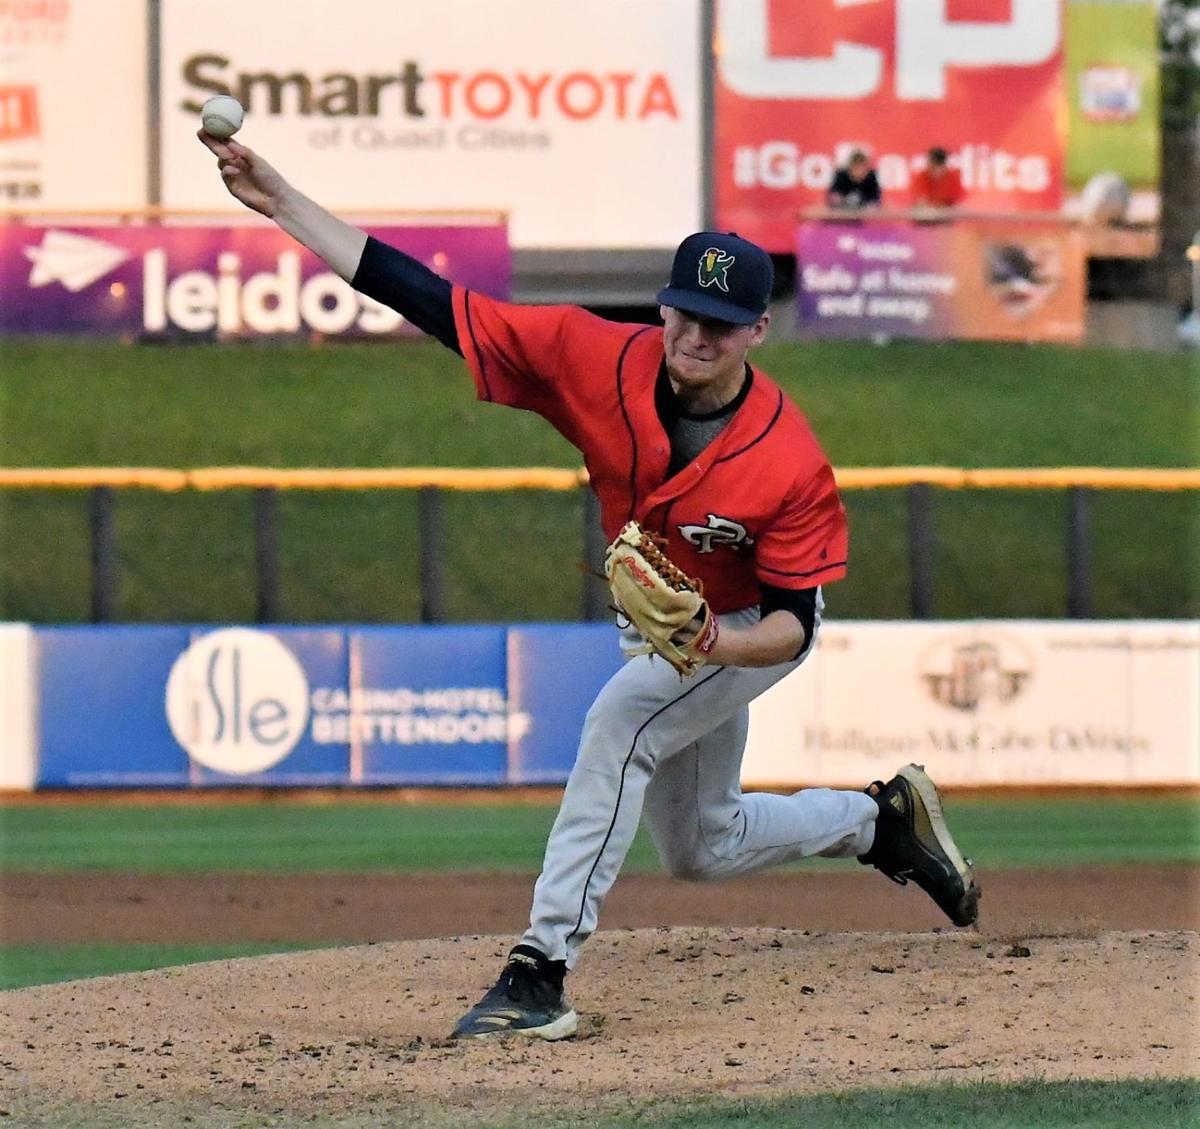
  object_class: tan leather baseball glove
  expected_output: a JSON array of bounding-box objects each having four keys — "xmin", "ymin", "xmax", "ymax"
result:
[{"xmin": 604, "ymin": 521, "xmax": 719, "ymax": 676}]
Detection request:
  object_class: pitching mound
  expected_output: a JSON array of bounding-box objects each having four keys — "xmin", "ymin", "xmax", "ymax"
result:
[{"xmin": 2, "ymin": 928, "xmax": 1194, "ymax": 1128}]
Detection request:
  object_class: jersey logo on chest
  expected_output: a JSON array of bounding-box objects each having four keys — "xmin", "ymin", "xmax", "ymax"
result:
[{"xmin": 678, "ymin": 514, "xmax": 754, "ymax": 554}]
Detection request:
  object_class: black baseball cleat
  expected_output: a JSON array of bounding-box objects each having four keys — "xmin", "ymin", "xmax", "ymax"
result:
[
  {"xmin": 451, "ymin": 944, "xmax": 578, "ymax": 1041},
  {"xmin": 859, "ymin": 763, "xmax": 981, "ymax": 927}
]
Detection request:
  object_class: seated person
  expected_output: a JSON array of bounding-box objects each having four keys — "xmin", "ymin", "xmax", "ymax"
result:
[
  {"xmin": 911, "ymin": 147, "xmax": 965, "ymax": 208},
  {"xmin": 825, "ymin": 149, "xmax": 882, "ymax": 209}
]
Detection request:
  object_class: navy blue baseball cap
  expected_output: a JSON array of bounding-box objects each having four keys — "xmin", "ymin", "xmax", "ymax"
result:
[{"xmin": 656, "ymin": 231, "xmax": 773, "ymax": 325}]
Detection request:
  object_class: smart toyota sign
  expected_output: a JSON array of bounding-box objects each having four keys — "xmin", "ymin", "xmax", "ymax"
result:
[{"xmin": 159, "ymin": 0, "xmax": 702, "ymax": 249}]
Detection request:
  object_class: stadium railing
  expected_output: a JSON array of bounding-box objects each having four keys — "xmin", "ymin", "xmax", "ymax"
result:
[{"xmin": 0, "ymin": 466, "xmax": 1196, "ymax": 624}]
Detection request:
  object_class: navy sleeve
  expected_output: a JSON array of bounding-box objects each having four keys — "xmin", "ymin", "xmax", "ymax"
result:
[
  {"xmin": 351, "ymin": 236, "xmax": 462, "ymax": 355},
  {"xmin": 760, "ymin": 584, "xmax": 817, "ymax": 655}
]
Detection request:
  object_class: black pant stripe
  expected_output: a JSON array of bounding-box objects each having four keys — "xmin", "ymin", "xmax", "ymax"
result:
[{"xmin": 565, "ymin": 665, "xmax": 731, "ymax": 946}]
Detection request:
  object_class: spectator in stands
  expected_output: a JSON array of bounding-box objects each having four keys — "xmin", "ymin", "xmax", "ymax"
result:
[
  {"xmin": 911, "ymin": 147, "xmax": 965, "ymax": 209},
  {"xmin": 825, "ymin": 149, "xmax": 882, "ymax": 210}
]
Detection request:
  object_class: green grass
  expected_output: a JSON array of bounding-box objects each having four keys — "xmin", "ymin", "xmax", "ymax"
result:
[
  {"xmin": 0, "ymin": 337, "xmax": 1196, "ymax": 622},
  {"xmin": 2, "ymin": 796, "xmax": 1196, "ymax": 874},
  {"xmin": 5, "ymin": 796, "xmax": 1195, "ymax": 991},
  {"xmin": 2, "ymin": 338, "xmax": 1195, "ymax": 469},
  {"xmin": 0, "ymin": 941, "xmax": 326, "ymax": 991},
  {"xmin": 573, "ymin": 1079, "xmax": 1200, "ymax": 1129},
  {"xmin": 14, "ymin": 1079, "xmax": 1197, "ymax": 1129}
]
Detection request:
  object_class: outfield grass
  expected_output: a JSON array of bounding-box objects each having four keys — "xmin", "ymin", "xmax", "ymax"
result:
[
  {"xmin": 1, "ymin": 337, "xmax": 1196, "ymax": 622},
  {"xmin": 4, "ymin": 797, "xmax": 1194, "ymax": 992},
  {"xmin": 573, "ymin": 1080, "xmax": 1200, "ymax": 1129},
  {"xmin": 2, "ymin": 796, "xmax": 1196, "ymax": 874},
  {"xmin": 13, "ymin": 1079, "xmax": 1199, "ymax": 1129},
  {"xmin": 3, "ymin": 338, "xmax": 1196, "ymax": 469}
]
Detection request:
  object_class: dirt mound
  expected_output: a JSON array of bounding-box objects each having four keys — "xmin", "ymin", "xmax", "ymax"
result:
[{"xmin": 1, "ymin": 928, "xmax": 1194, "ymax": 1128}]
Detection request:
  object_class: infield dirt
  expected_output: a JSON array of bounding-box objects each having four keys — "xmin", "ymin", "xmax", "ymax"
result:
[
  {"xmin": 1, "ymin": 865, "xmax": 1197, "ymax": 1128},
  {"xmin": 1, "ymin": 928, "xmax": 1195, "ymax": 1128}
]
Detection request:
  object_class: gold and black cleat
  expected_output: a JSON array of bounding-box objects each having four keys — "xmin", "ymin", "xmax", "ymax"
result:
[
  {"xmin": 860, "ymin": 763, "xmax": 981, "ymax": 927},
  {"xmin": 451, "ymin": 945, "xmax": 578, "ymax": 1041}
]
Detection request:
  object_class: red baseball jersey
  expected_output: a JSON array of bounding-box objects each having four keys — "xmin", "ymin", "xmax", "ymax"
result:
[
  {"xmin": 452, "ymin": 289, "xmax": 848, "ymax": 614},
  {"xmin": 912, "ymin": 167, "xmax": 965, "ymax": 208}
]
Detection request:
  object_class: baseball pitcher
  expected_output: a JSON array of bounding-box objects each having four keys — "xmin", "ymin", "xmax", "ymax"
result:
[{"xmin": 200, "ymin": 129, "xmax": 980, "ymax": 1042}]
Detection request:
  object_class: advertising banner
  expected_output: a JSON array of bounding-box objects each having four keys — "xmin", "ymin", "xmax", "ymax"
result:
[
  {"xmin": 744, "ymin": 622, "xmax": 1200, "ymax": 788},
  {"xmin": 38, "ymin": 627, "xmax": 196, "ymax": 787},
  {"xmin": 28, "ymin": 620, "xmax": 1198, "ymax": 791},
  {"xmin": 352, "ymin": 626, "xmax": 512, "ymax": 785},
  {"xmin": 795, "ymin": 219, "xmax": 1085, "ymax": 343},
  {"xmin": 506, "ymin": 624, "xmax": 625, "ymax": 783},
  {"xmin": 0, "ymin": 221, "xmax": 509, "ymax": 337},
  {"xmin": 1064, "ymin": 0, "xmax": 1160, "ymax": 222},
  {"xmin": 0, "ymin": 624, "xmax": 35, "ymax": 791},
  {"xmin": 159, "ymin": 0, "xmax": 702, "ymax": 250},
  {"xmin": 37, "ymin": 627, "xmax": 355, "ymax": 787},
  {"xmin": 32, "ymin": 623, "xmax": 598, "ymax": 788},
  {"xmin": 715, "ymin": 0, "xmax": 1066, "ymax": 251},
  {"xmin": 0, "ymin": 0, "xmax": 146, "ymax": 209},
  {"xmin": 174, "ymin": 628, "xmax": 352, "ymax": 787}
]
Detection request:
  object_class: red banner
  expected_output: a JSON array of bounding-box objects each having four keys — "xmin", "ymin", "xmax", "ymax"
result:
[{"xmin": 715, "ymin": 0, "xmax": 1065, "ymax": 250}]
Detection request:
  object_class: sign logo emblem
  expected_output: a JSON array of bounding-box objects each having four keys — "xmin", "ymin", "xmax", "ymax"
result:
[
  {"xmin": 24, "ymin": 230, "xmax": 130, "ymax": 293},
  {"xmin": 1079, "ymin": 65, "xmax": 1141, "ymax": 124},
  {"xmin": 920, "ymin": 634, "xmax": 1032, "ymax": 712},
  {"xmin": 698, "ymin": 248, "xmax": 735, "ymax": 292},
  {"xmin": 622, "ymin": 556, "xmax": 656, "ymax": 589},
  {"xmin": 165, "ymin": 628, "xmax": 310, "ymax": 774},
  {"xmin": 678, "ymin": 513, "xmax": 753, "ymax": 554},
  {"xmin": 984, "ymin": 240, "xmax": 1061, "ymax": 319},
  {"xmin": 0, "ymin": 85, "xmax": 40, "ymax": 142}
]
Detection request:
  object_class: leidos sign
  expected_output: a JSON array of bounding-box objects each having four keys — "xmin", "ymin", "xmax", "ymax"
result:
[
  {"xmin": 0, "ymin": 222, "xmax": 509, "ymax": 338},
  {"xmin": 141, "ymin": 248, "xmax": 400, "ymax": 335}
]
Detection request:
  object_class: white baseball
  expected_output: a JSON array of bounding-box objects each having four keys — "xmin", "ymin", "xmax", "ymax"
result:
[{"xmin": 201, "ymin": 95, "xmax": 245, "ymax": 139}]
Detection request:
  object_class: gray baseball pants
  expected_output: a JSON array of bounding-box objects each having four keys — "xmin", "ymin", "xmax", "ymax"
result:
[{"xmin": 521, "ymin": 608, "xmax": 880, "ymax": 968}]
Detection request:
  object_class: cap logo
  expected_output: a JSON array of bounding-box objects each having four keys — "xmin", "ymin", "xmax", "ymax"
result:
[{"xmin": 698, "ymin": 248, "xmax": 734, "ymax": 293}]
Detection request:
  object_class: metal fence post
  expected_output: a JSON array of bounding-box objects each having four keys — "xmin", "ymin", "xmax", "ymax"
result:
[
  {"xmin": 581, "ymin": 490, "xmax": 608, "ymax": 621},
  {"xmin": 907, "ymin": 483, "xmax": 935, "ymax": 619},
  {"xmin": 1066, "ymin": 486, "xmax": 1093, "ymax": 619},
  {"xmin": 253, "ymin": 487, "xmax": 280, "ymax": 624},
  {"xmin": 146, "ymin": 0, "xmax": 162, "ymax": 209},
  {"xmin": 699, "ymin": 0, "xmax": 716, "ymax": 229},
  {"xmin": 419, "ymin": 486, "xmax": 446, "ymax": 623},
  {"xmin": 88, "ymin": 485, "xmax": 117, "ymax": 623}
]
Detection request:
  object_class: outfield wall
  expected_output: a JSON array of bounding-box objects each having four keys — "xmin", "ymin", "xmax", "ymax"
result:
[
  {"xmin": 1, "ymin": 622, "xmax": 1196, "ymax": 792},
  {"xmin": 0, "ymin": 625, "xmax": 35, "ymax": 791}
]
